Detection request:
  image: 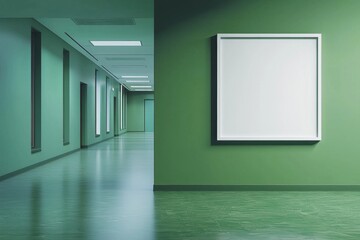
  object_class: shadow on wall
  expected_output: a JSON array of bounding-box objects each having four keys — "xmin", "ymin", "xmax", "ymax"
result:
[
  {"xmin": 155, "ymin": 0, "xmax": 238, "ymax": 33},
  {"xmin": 209, "ymin": 35, "xmax": 318, "ymax": 146}
]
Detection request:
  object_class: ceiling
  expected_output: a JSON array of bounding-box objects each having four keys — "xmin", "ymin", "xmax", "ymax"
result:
[
  {"xmin": 0, "ymin": 0, "xmax": 154, "ymax": 91},
  {"xmin": 38, "ymin": 18, "xmax": 154, "ymax": 91}
]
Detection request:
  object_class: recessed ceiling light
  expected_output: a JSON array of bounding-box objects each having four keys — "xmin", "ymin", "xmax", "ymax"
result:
[
  {"xmin": 126, "ymin": 80, "xmax": 150, "ymax": 83},
  {"xmin": 121, "ymin": 75, "xmax": 148, "ymax": 79},
  {"xmin": 90, "ymin": 41, "xmax": 142, "ymax": 46},
  {"xmin": 131, "ymin": 86, "xmax": 152, "ymax": 88}
]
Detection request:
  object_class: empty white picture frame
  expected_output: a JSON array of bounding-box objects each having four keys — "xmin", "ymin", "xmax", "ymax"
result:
[{"xmin": 217, "ymin": 34, "xmax": 321, "ymax": 141}]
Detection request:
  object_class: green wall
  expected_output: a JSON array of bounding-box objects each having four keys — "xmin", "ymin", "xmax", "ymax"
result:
[
  {"xmin": 127, "ymin": 92, "xmax": 154, "ymax": 131},
  {"xmin": 0, "ymin": 19, "xmax": 125, "ymax": 178},
  {"xmin": 145, "ymin": 99, "xmax": 154, "ymax": 132},
  {"xmin": 155, "ymin": 0, "xmax": 360, "ymax": 186}
]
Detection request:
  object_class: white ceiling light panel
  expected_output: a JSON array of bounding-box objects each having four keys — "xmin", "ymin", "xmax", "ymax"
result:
[{"xmin": 90, "ymin": 41, "xmax": 142, "ymax": 46}]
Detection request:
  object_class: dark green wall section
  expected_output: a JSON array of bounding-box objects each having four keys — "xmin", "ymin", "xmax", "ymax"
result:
[
  {"xmin": 155, "ymin": 0, "xmax": 360, "ymax": 186},
  {"xmin": 0, "ymin": 19, "xmax": 125, "ymax": 178},
  {"xmin": 127, "ymin": 92, "xmax": 154, "ymax": 131},
  {"xmin": 30, "ymin": 28, "xmax": 42, "ymax": 152},
  {"xmin": 63, "ymin": 49, "xmax": 70, "ymax": 145}
]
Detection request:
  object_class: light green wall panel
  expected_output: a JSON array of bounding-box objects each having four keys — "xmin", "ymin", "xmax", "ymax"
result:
[
  {"xmin": 155, "ymin": 0, "xmax": 360, "ymax": 186},
  {"xmin": 145, "ymin": 100, "xmax": 154, "ymax": 132},
  {"xmin": 0, "ymin": 19, "xmax": 122, "ymax": 177},
  {"xmin": 127, "ymin": 92, "xmax": 154, "ymax": 131},
  {"xmin": 0, "ymin": 19, "xmax": 31, "ymax": 176}
]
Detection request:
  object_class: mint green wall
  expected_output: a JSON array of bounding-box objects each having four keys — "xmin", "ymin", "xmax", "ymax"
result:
[
  {"xmin": 145, "ymin": 100, "xmax": 154, "ymax": 132},
  {"xmin": 127, "ymin": 92, "xmax": 154, "ymax": 131},
  {"xmin": 155, "ymin": 0, "xmax": 360, "ymax": 185},
  {"xmin": 0, "ymin": 19, "xmax": 124, "ymax": 177}
]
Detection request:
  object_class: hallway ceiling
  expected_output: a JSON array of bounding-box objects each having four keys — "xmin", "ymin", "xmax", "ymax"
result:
[
  {"xmin": 38, "ymin": 18, "xmax": 154, "ymax": 91},
  {"xmin": 0, "ymin": 0, "xmax": 154, "ymax": 91}
]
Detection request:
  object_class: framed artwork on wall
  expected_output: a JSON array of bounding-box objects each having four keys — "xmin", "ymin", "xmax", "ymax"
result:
[{"xmin": 216, "ymin": 34, "xmax": 321, "ymax": 142}]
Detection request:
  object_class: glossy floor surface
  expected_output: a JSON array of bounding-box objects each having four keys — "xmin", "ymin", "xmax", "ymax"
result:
[{"xmin": 1, "ymin": 133, "xmax": 360, "ymax": 239}]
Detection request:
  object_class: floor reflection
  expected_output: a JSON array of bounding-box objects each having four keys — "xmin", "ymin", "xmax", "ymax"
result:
[
  {"xmin": 0, "ymin": 133, "xmax": 155, "ymax": 240},
  {"xmin": 1, "ymin": 133, "xmax": 360, "ymax": 239},
  {"xmin": 30, "ymin": 180, "xmax": 41, "ymax": 239}
]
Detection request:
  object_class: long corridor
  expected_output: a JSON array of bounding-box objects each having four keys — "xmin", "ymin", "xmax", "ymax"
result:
[{"xmin": 0, "ymin": 133, "xmax": 155, "ymax": 240}]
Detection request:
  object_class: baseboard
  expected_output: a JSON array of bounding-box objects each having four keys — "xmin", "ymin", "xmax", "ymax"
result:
[
  {"xmin": 153, "ymin": 185, "xmax": 360, "ymax": 191},
  {"xmin": 81, "ymin": 136, "xmax": 114, "ymax": 148},
  {"xmin": 1, "ymin": 134, "xmax": 127, "ymax": 182},
  {"xmin": 118, "ymin": 130, "xmax": 127, "ymax": 135},
  {"xmin": 0, "ymin": 148, "xmax": 80, "ymax": 182}
]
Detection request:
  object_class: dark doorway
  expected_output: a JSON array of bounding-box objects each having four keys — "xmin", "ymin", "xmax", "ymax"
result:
[
  {"xmin": 114, "ymin": 96, "xmax": 119, "ymax": 136},
  {"xmin": 80, "ymin": 82, "xmax": 87, "ymax": 147}
]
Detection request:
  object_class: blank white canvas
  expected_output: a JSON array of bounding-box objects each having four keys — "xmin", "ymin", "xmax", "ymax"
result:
[{"xmin": 217, "ymin": 34, "xmax": 321, "ymax": 141}]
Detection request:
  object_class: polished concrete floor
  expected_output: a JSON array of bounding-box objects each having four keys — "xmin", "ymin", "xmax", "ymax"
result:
[{"xmin": 1, "ymin": 133, "xmax": 360, "ymax": 239}]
